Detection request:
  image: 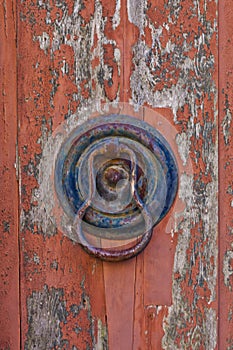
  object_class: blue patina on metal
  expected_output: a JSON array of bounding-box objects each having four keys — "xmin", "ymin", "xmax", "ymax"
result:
[{"xmin": 55, "ymin": 114, "xmax": 178, "ymax": 259}]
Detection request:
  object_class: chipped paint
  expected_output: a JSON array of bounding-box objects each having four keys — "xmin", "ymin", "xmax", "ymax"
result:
[
  {"xmin": 128, "ymin": 1, "xmax": 219, "ymax": 348},
  {"xmin": 35, "ymin": 32, "xmax": 50, "ymax": 52},
  {"xmin": 16, "ymin": 0, "xmax": 219, "ymax": 348},
  {"xmin": 0, "ymin": 1, "xmax": 20, "ymax": 348},
  {"xmin": 127, "ymin": 0, "xmax": 147, "ymax": 34},
  {"xmin": 222, "ymin": 92, "xmax": 232, "ymax": 145},
  {"xmin": 175, "ymin": 132, "xmax": 191, "ymax": 166},
  {"xmin": 95, "ymin": 319, "xmax": 108, "ymax": 350},
  {"xmin": 223, "ymin": 250, "xmax": 233, "ymax": 291},
  {"xmin": 219, "ymin": 0, "xmax": 233, "ymax": 347},
  {"xmin": 112, "ymin": 0, "xmax": 121, "ymax": 29},
  {"xmin": 130, "ymin": 38, "xmax": 188, "ymax": 117},
  {"xmin": 20, "ymin": 106, "xmax": 97, "ymax": 239},
  {"xmin": 25, "ymin": 286, "xmax": 68, "ymax": 349}
]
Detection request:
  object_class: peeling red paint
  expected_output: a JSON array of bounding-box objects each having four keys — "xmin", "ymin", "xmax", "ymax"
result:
[
  {"xmin": 219, "ymin": 0, "xmax": 233, "ymax": 348},
  {"xmin": 19, "ymin": 0, "xmax": 218, "ymax": 347},
  {"xmin": 0, "ymin": 1, "xmax": 20, "ymax": 349},
  {"xmin": 0, "ymin": 0, "xmax": 225, "ymax": 348}
]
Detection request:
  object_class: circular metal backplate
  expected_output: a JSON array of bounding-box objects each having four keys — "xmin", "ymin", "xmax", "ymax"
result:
[{"xmin": 55, "ymin": 114, "xmax": 178, "ymax": 242}]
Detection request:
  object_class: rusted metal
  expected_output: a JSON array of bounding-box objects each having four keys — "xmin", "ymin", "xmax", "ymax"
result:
[
  {"xmin": 74, "ymin": 140, "xmax": 153, "ymax": 261},
  {"xmin": 55, "ymin": 116, "xmax": 178, "ymax": 230},
  {"xmin": 54, "ymin": 115, "xmax": 178, "ymax": 260}
]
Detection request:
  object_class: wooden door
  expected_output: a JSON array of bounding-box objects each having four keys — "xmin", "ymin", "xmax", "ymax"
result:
[{"xmin": 0, "ymin": 0, "xmax": 232, "ymax": 349}]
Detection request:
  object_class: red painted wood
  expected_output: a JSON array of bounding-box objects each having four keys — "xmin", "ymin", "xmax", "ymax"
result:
[
  {"xmin": 219, "ymin": 1, "xmax": 233, "ymax": 348},
  {"xmin": 103, "ymin": 261, "xmax": 136, "ymax": 349},
  {"xmin": 0, "ymin": 1, "xmax": 20, "ymax": 348},
  {"xmin": 0, "ymin": 0, "xmax": 222, "ymax": 348}
]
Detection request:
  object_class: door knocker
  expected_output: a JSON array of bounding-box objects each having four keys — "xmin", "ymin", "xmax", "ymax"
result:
[{"xmin": 55, "ymin": 115, "xmax": 178, "ymax": 261}]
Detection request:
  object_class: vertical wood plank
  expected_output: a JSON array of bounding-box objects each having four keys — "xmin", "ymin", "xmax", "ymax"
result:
[
  {"xmin": 132, "ymin": 254, "xmax": 146, "ymax": 349},
  {"xmin": 16, "ymin": 1, "xmax": 121, "ymax": 348},
  {"xmin": 15, "ymin": 0, "xmax": 219, "ymax": 348},
  {"xmin": 103, "ymin": 260, "xmax": 136, "ymax": 349},
  {"xmin": 219, "ymin": 1, "xmax": 233, "ymax": 348},
  {"xmin": 129, "ymin": 1, "xmax": 219, "ymax": 348},
  {"xmin": 0, "ymin": 1, "xmax": 20, "ymax": 349}
]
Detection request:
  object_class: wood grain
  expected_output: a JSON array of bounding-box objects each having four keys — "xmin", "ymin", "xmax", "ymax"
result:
[
  {"xmin": 219, "ymin": 1, "xmax": 233, "ymax": 348},
  {"xmin": 0, "ymin": 1, "xmax": 20, "ymax": 349},
  {"xmin": 0, "ymin": 0, "xmax": 221, "ymax": 348}
]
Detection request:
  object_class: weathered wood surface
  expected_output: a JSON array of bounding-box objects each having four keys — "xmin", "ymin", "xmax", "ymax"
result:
[
  {"xmin": 0, "ymin": 1, "xmax": 20, "ymax": 349},
  {"xmin": 1, "ymin": 0, "xmax": 230, "ymax": 348},
  {"xmin": 219, "ymin": 1, "xmax": 233, "ymax": 349}
]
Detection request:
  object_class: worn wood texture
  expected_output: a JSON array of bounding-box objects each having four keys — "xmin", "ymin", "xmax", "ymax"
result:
[
  {"xmin": 0, "ymin": 0, "xmax": 222, "ymax": 348},
  {"xmin": 219, "ymin": 1, "xmax": 233, "ymax": 349},
  {"xmin": 0, "ymin": 1, "xmax": 20, "ymax": 349}
]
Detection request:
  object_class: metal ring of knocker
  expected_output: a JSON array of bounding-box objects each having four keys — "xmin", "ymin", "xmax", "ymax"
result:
[
  {"xmin": 73, "ymin": 141, "xmax": 153, "ymax": 262},
  {"xmin": 54, "ymin": 114, "xmax": 179, "ymax": 262}
]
